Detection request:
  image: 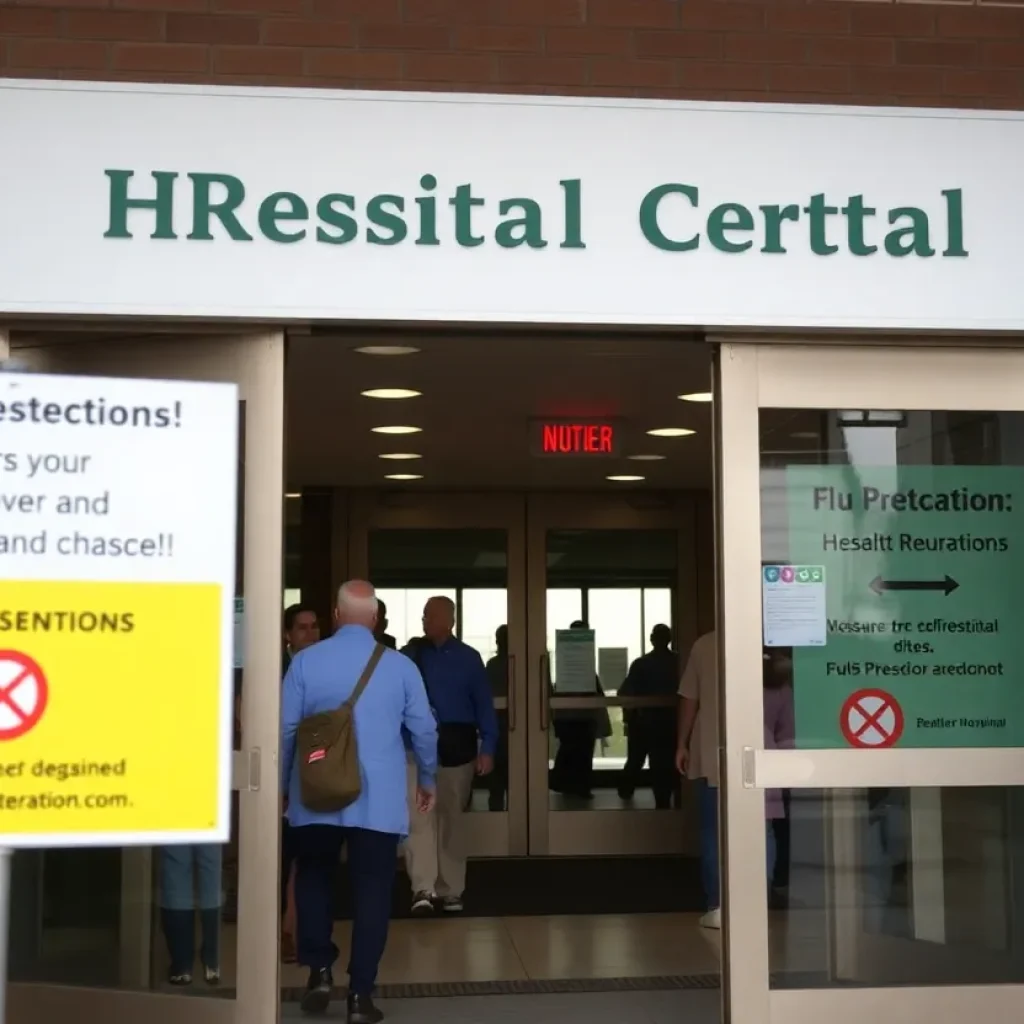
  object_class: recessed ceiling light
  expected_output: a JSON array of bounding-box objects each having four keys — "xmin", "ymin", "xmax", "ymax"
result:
[
  {"xmin": 385, "ymin": 473, "xmax": 423, "ymax": 481},
  {"xmin": 361, "ymin": 388, "xmax": 421, "ymax": 400},
  {"xmin": 354, "ymin": 345, "xmax": 420, "ymax": 356},
  {"xmin": 285, "ymin": 492, "xmax": 301, "ymax": 499},
  {"xmin": 647, "ymin": 427, "xmax": 696, "ymax": 438},
  {"xmin": 679, "ymin": 392, "xmax": 713, "ymax": 403},
  {"xmin": 372, "ymin": 425, "xmax": 422, "ymax": 435},
  {"xmin": 379, "ymin": 453, "xmax": 422, "ymax": 461},
  {"xmin": 627, "ymin": 454, "xmax": 667, "ymax": 462},
  {"xmin": 607, "ymin": 474, "xmax": 645, "ymax": 482}
]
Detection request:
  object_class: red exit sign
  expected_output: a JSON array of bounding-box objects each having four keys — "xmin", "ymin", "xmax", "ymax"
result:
[{"xmin": 532, "ymin": 420, "xmax": 618, "ymax": 456}]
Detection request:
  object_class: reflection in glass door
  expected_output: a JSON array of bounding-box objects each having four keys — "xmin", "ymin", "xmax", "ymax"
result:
[
  {"xmin": 527, "ymin": 495, "xmax": 698, "ymax": 856},
  {"xmin": 718, "ymin": 343, "xmax": 1024, "ymax": 1024}
]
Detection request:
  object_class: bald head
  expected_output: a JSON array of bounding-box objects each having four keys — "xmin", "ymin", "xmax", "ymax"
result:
[
  {"xmin": 422, "ymin": 595, "xmax": 455, "ymax": 644},
  {"xmin": 335, "ymin": 579, "xmax": 379, "ymax": 630}
]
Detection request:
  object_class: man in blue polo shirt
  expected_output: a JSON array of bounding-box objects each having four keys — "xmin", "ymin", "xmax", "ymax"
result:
[{"xmin": 403, "ymin": 595, "xmax": 498, "ymax": 915}]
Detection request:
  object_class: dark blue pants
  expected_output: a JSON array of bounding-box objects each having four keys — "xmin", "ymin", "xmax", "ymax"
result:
[{"xmin": 292, "ymin": 825, "xmax": 399, "ymax": 996}]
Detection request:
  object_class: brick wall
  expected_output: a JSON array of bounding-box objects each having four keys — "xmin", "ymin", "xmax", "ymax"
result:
[{"xmin": 2, "ymin": 0, "xmax": 1024, "ymax": 109}]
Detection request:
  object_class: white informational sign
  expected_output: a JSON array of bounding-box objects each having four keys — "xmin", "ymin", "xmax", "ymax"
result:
[
  {"xmin": 1, "ymin": 81, "xmax": 1023, "ymax": 331},
  {"xmin": 554, "ymin": 629, "xmax": 597, "ymax": 695},
  {"xmin": 598, "ymin": 647, "xmax": 629, "ymax": 692},
  {"xmin": 0, "ymin": 371, "xmax": 237, "ymax": 848},
  {"xmin": 762, "ymin": 565, "xmax": 827, "ymax": 648}
]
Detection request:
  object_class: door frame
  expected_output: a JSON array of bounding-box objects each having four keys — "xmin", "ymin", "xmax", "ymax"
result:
[
  {"xmin": 5, "ymin": 331, "xmax": 284, "ymax": 1024},
  {"xmin": 716, "ymin": 340, "xmax": 1024, "ymax": 1024},
  {"xmin": 347, "ymin": 490, "xmax": 528, "ymax": 856},
  {"xmin": 525, "ymin": 492, "xmax": 699, "ymax": 856}
]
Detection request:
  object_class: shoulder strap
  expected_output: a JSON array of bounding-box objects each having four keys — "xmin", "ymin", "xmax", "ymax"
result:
[{"xmin": 343, "ymin": 643, "xmax": 385, "ymax": 711}]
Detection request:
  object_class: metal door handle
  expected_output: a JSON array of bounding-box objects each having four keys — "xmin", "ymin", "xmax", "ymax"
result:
[
  {"xmin": 540, "ymin": 653, "xmax": 551, "ymax": 732},
  {"xmin": 507, "ymin": 654, "xmax": 517, "ymax": 732}
]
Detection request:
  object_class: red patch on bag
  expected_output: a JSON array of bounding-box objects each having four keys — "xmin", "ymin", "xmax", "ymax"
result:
[{"xmin": 307, "ymin": 748, "xmax": 327, "ymax": 764}]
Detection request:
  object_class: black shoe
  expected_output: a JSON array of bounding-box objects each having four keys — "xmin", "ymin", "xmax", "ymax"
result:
[
  {"xmin": 347, "ymin": 993, "xmax": 384, "ymax": 1024},
  {"xmin": 300, "ymin": 968, "xmax": 333, "ymax": 1015}
]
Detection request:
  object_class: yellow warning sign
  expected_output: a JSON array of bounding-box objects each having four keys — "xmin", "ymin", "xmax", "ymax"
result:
[{"xmin": 0, "ymin": 580, "xmax": 224, "ymax": 841}]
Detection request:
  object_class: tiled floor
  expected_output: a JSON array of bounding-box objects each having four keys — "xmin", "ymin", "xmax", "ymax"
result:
[{"xmin": 281, "ymin": 989, "xmax": 719, "ymax": 1023}]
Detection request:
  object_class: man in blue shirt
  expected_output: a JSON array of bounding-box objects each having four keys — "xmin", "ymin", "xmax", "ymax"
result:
[
  {"xmin": 403, "ymin": 595, "xmax": 498, "ymax": 915},
  {"xmin": 282, "ymin": 580, "xmax": 437, "ymax": 1023}
]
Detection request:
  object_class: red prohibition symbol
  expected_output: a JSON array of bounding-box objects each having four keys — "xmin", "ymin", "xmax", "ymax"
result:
[
  {"xmin": 0, "ymin": 650, "xmax": 49, "ymax": 740},
  {"xmin": 840, "ymin": 688, "xmax": 904, "ymax": 749}
]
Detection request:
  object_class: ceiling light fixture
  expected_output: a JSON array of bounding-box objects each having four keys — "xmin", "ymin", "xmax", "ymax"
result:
[
  {"xmin": 679, "ymin": 392, "xmax": 713, "ymax": 403},
  {"xmin": 378, "ymin": 453, "xmax": 422, "ymax": 461},
  {"xmin": 627, "ymin": 454, "xmax": 667, "ymax": 462},
  {"xmin": 372, "ymin": 425, "xmax": 422, "ymax": 435},
  {"xmin": 607, "ymin": 474, "xmax": 645, "ymax": 482},
  {"xmin": 385, "ymin": 473, "xmax": 423, "ymax": 481},
  {"xmin": 361, "ymin": 388, "xmax": 421, "ymax": 400},
  {"xmin": 354, "ymin": 345, "xmax": 420, "ymax": 356},
  {"xmin": 646, "ymin": 427, "xmax": 696, "ymax": 438},
  {"xmin": 285, "ymin": 492, "xmax": 301, "ymax": 499}
]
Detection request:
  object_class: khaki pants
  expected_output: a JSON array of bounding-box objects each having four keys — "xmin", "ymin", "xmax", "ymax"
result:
[{"xmin": 405, "ymin": 760, "xmax": 475, "ymax": 898}]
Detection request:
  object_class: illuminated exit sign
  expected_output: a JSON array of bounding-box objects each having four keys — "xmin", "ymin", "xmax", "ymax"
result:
[{"xmin": 532, "ymin": 420, "xmax": 618, "ymax": 456}]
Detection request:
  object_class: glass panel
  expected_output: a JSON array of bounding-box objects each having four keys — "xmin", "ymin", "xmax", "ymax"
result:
[
  {"xmin": 760, "ymin": 408, "xmax": 1024, "ymax": 750},
  {"xmin": 369, "ymin": 529, "xmax": 507, "ymax": 814},
  {"xmin": 768, "ymin": 786, "xmax": 1024, "ymax": 988},
  {"xmin": 545, "ymin": 530, "xmax": 678, "ymax": 811}
]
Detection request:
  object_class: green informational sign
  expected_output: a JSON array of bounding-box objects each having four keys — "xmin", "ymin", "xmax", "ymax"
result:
[{"xmin": 786, "ymin": 465, "xmax": 1024, "ymax": 749}]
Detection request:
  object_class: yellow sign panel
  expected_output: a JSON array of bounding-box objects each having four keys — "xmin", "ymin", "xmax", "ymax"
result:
[{"xmin": 0, "ymin": 580, "xmax": 223, "ymax": 840}]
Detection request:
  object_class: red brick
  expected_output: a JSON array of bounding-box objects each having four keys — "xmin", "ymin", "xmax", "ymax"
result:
[
  {"xmin": 497, "ymin": 0, "xmax": 584, "ymax": 28},
  {"xmin": 67, "ymin": 11, "xmax": 165, "ymax": 40},
  {"xmin": 680, "ymin": 2, "xmax": 765, "ymax": 33},
  {"xmin": 166, "ymin": 15, "xmax": 260, "ymax": 45},
  {"xmin": 546, "ymin": 27, "xmax": 631, "ymax": 56},
  {"xmin": 770, "ymin": 64, "xmax": 849, "ymax": 95},
  {"xmin": 851, "ymin": 65, "xmax": 943, "ymax": 97},
  {"xmin": 809, "ymin": 36, "xmax": 894, "ymax": 67},
  {"xmin": 360, "ymin": 24, "xmax": 450, "ymax": 50},
  {"xmin": 677, "ymin": 60, "xmax": 768, "ymax": 92},
  {"xmin": 851, "ymin": 6, "xmax": 936, "ymax": 38},
  {"xmin": 898, "ymin": 40, "xmax": 977, "ymax": 67},
  {"xmin": 982, "ymin": 40, "xmax": 1024, "ymax": 67},
  {"xmin": 212, "ymin": 0, "xmax": 305, "ymax": 14},
  {"xmin": 454, "ymin": 25, "xmax": 540, "ymax": 52},
  {"xmin": 114, "ymin": 0, "xmax": 208, "ymax": 12},
  {"xmin": 0, "ymin": 9, "xmax": 61, "ymax": 35},
  {"xmin": 497, "ymin": 55, "xmax": 586, "ymax": 85},
  {"xmin": 310, "ymin": 0, "xmax": 401, "ymax": 20},
  {"xmin": 588, "ymin": 0, "xmax": 678, "ymax": 30},
  {"xmin": 634, "ymin": 30, "xmax": 723, "ymax": 60},
  {"xmin": 404, "ymin": 51, "xmax": 495, "ymax": 82},
  {"xmin": 214, "ymin": 44, "xmax": 304, "ymax": 75},
  {"xmin": 403, "ymin": 0, "xmax": 501, "ymax": 24},
  {"xmin": 767, "ymin": 3, "xmax": 850, "ymax": 36},
  {"xmin": 114, "ymin": 42, "xmax": 208, "ymax": 72},
  {"xmin": 8, "ymin": 38, "xmax": 108, "ymax": 69},
  {"xmin": 944, "ymin": 68, "xmax": 1022, "ymax": 99},
  {"xmin": 304, "ymin": 48, "xmax": 402, "ymax": 79},
  {"xmin": 724, "ymin": 34, "xmax": 807, "ymax": 64},
  {"xmin": 590, "ymin": 57, "xmax": 675, "ymax": 87},
  {"xmin": 262, "ymin": 18, "xmax": 354, "ymax": 47},
  {"xmin": 16, "ymin": 0, "xmax": 109, "ymax": 9},
  {"xmin": 938, "ymin": 7, "xmax": 1024, "ymax": 40}
]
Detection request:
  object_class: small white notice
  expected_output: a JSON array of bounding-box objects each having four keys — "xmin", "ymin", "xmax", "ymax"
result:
[
  {"xmin": 554, "ymin": 628, "xmax": 597, "ymax": 694},
  {"xmin": 762, "ymin": 565, "xmax": 826, "ymax": 647}
]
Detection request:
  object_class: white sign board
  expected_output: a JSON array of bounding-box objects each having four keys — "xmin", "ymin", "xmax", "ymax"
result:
[
  {"xmin": 762, "ymin": 565, "xmax": 827, "ymax": 648},
  {"xmin": 554, "ymin": 628, "xmax": 597, "ymax": 695},
  {"xmin": 0, "ymin": 371, "xmax": 237, "ymax": 848},
  {"xmin": 1, "ymin": 81, "xmax": 1022, "ymax": 330}
]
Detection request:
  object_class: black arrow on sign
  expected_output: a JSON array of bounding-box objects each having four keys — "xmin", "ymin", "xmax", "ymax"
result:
[{"xmin": 869, "ymin": 575, "xmax": 959, "ymax": 597}]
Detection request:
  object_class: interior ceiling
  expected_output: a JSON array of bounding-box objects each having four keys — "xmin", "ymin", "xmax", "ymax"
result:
[{"xmin": 286, "ymin": 332, "xmax": 715, "ymax": 490}]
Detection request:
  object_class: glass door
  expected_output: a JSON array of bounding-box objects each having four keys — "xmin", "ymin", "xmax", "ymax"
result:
[
  {"xmin": 525, "ymin": 493, "xmax": 700, "ymax": 856},
  {"xmin": 348, "ymin": 492, "xmax": 527, "ymax": 855},
  {"xmin": 4, "ymin": 332, "xmax": 283, "ymax": 1024},
  {"xmin": 717, "ymin": 342, "xmax": 1024, "ymax": 1024}
]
